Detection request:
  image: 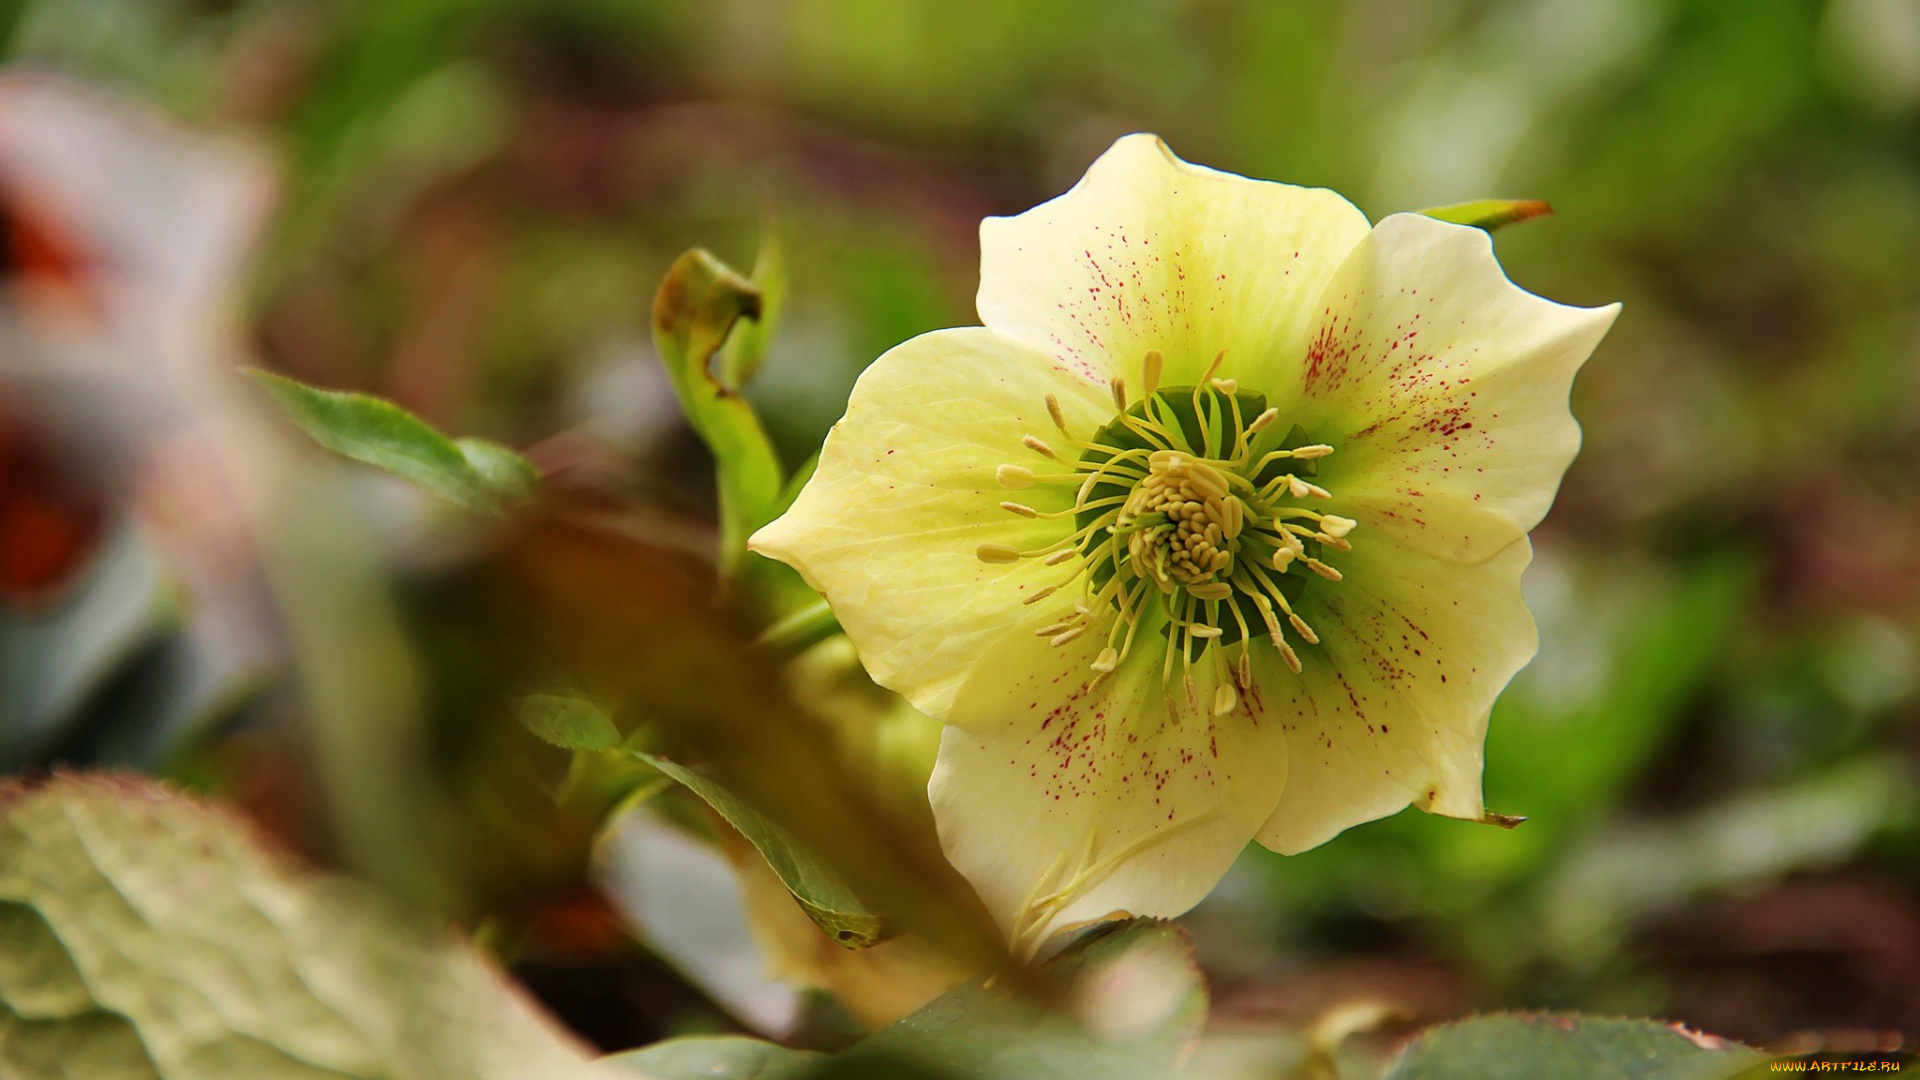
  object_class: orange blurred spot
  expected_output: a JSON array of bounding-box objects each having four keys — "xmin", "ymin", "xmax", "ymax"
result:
[{"xmin": 0, "ymin": 417, "xmax": 105, "ymax": 607}]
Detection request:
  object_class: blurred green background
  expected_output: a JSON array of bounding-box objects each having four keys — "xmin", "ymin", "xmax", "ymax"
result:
[{"xmin": 5, "ymin": 0, "xmax": 1920, "ymax": 1053}]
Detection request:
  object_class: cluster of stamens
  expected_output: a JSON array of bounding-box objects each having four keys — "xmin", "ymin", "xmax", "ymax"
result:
[{"xmin": 976, "ymin": 348, "xmax": 1358, "ymax": 716}]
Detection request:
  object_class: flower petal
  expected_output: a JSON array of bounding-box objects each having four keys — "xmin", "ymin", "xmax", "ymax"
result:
[
  {"xmin": 1295, "ymin": 213, "xmax": 1619, "ymax": 563},
  {"xmin": 978, "ymin": 134, "xmax": 1372, "ymax": 391},
  {"xmin": 931, "ymin": 627, "xmax": 1289, "ymax": 952},
  {"xmin": 1256, "ymin": 535, "xmax": 1537, "ymax": 854},
  {"xmin": 749, "ymin": 327, "xmax": 1112, "ymax": 717}
]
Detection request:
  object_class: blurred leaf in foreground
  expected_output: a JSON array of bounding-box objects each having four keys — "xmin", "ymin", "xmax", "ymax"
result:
[
  {"xmin": 606, "ymin": 1034, "xmax": 824, "ymax": 1080},
  {"xmin": 603, "ymin": 918, "xmax": 1203, "ymax": 1080},
  {"xmin": 521, "ymin": 693, "xmax": 622, "ymax": 752},
  {"xmin": 245, "ymin": 368, "xmax": 537, "ymax": 511},
  {"xmin": 1383, "ymin": 1014, "xmax": 1765, "ymax": 1080},
  {"xmin": 651, "ymin": 247, "xmax": 785, "ymax": 581},
  {"xmin": 1416, "ymin": 199, "xmax": 1554, "ymax": 231},
  {"xmin": 0, "ymin": 774, "xmax": 610, "ymax": 1079}
]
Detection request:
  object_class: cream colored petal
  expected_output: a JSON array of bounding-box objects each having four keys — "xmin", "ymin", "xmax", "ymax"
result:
[
  {"xmin": 749, "ymin": 327, "xmax": 1112, "ymax": 718},
  {"xmin": 1256, "ymin": 536, "xmax": 1536, "ymax": 855},
  {"xmin": 932, "ymin": 625, "xmax": 1289, "ymax": 954},
  {"xmin": 977, "ymin": 134, "xmax": 1372, "ymax": 391},
  {"xmin": 1295, "ymin": 213, "xmax": 1619, "ymax": 562}
]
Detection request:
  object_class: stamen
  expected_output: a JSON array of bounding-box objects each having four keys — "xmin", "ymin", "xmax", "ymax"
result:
[
  {"xmin": 1142, "ymin": 349, "xmax": 1163, "ymax": 394},
  {"xmin": 1213, "ymin": 682, "xmax": 1237, "ymax": 716},
  {"xmin": 1320, "ymin": 515, "xmax": 1357, "ymax": 539},
  {"xmin": 1247, "ymin": 407, "xmax": 1279, "ymax": 435},
  {"xmin": 1001, "ymin": 501, "xmax": 1039, "ymax": 518},
  {"xmin": 1276, "ymin": 637, "xmax": 1303, "ymax": 673},
  {"xmin": 977, "ymin": 543, "xmax": 1021, "ymax": 564},
  {"xmin": 1109, "ymin": 377, "xmax": 1128, "ymax": 411},
  {"xmin": 1050, "ymin": 626, "xmax": 1088, "ymax": 647},
  {"xmin": 997, "ymin": 464, "xmax": 1036, "ymax": 489},
  {"xmin": 1304, "ymin": 558, "xmax": 1343, "ymax": 581},
  {"xmin": 1023, "ymin": 585, "xmax": 1059, "ymax": 605},
  {"xmin": 1023, "ymin": 435, "xmax": 1060, "ymax": 460},
  {"xmin": 1045, "ymin": 394, "xmax": 1068, "ymax": 432},
  {"xmin": 1092, "ymin": 647, "xmax": 1119, "ymax": 672},
  {"xmin": 1286, "ymin": 476, "xmax": 1332, "ymax": 500}
]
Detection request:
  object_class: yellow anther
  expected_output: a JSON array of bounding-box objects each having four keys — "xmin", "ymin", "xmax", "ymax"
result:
[
  {"xmin": 1320, "ymin": 514, "xmax": 1357, "ymax": 538},
  {"xmin": 1045, "ymin": 394, "xmax": 1068, "ymax": 431},
  {"xmin": 1001, "ymin": 501, "xmax": 1039, "ymax": 518},
  {"xmin": 997, "ymin": 464, "xmax": 1036, "ymax": 489},
  {"xmin": 1276, "ymin": 638, "xmax": 1303, "ymax": 673},
  {"xmin": 1109, "ymin": 377, "xmax": 1128, "ymax": 411},
  {"xmin": 977, "ymin": 543, "xmax": 1022, "ymax": 564},
  {"xmin": 1023, "ymin": 435, "xmax": 1059, "ymax": 460},
  {"xmin": 1213, "ymin": 682, "xmax": 1238, "ymax": 716}
]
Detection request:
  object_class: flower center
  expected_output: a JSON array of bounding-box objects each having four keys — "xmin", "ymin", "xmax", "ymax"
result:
[{"xmin": 977, "ymin": 349, "xmax": 1358, "ymax": 715}]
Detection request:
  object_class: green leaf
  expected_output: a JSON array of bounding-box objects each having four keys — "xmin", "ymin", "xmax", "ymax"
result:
[
  {"xmin": 245, "ymin": 368, "xmax": 537, "ymax": 510},
  {"xmin": 519, "ymin": 693, "xmax": 620, "ymax": 751},
  {"xmin": 1384, "ymin": 1014, "xmax": 1768, "ymax": 1080},
  {"xmin": 0, "ymin": 774, "xmax": 603, "ymax": 1079},
  {"xmin": 841, "ymin": 918, "xmax": 1207, "ymax": 1079},
  {"xmin": 1416, "ymin": 199, "xmax": 1554, "ymax": 231},
  {"xmin": 650, "ymin": 249, "xmax": 785, "ymax": 579},
  {"xmin": 457, "ymin": 437, "xmax": 541, "ymax": 501},
  {"xmin": 604, "ymin": 1035, "xmax": 825, "ymax": 1079},
  {"xmin": 636, "ymin": 752, "xmax": 889, "ymax": 948}
]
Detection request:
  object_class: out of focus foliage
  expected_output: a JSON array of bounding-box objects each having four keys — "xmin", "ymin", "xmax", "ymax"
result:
[{"xmin": 5, "ymin": 0, "xmax": 1920, "ymax": 1060}]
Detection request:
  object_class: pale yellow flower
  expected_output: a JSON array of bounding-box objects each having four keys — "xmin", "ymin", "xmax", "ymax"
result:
[{"xmin": 752, "ymin": 135, "xmax": 1618, "ymax": 951}]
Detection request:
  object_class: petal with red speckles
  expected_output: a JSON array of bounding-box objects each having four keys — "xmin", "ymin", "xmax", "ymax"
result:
[
  {"xmin": 977, "ymin": 134, "xmax": 1372, "ymax": 393},
  {"xmin": 1258, "ymin": 536, "xmax": 1536, "ymax": 853},
  {"xmin": 750, "ymin": 326, "xmax": 1110, "ymax": 718},
  {"xmin": 1293, "ymin": 213, "xmax": 1618, "ymax": 563},
  {"xmin": 931, "ymin": 624, "xmax": 1290, "ymax": 954}
]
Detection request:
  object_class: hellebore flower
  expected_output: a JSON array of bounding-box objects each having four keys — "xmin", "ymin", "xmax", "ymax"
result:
[{"xmin": 751, "ymin": 135, "xmax": 1618, "ymax": 951}]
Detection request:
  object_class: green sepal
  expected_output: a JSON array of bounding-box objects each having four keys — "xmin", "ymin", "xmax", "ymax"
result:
[{"xmin": 1416, "ymin": 199, "xmax": 1554, "ymax": 231}]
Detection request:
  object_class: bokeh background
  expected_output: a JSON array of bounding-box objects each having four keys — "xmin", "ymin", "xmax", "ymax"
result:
[{"xmin": 5, "ymin": 0, "xmax": 1920, "ymax": 1057}]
